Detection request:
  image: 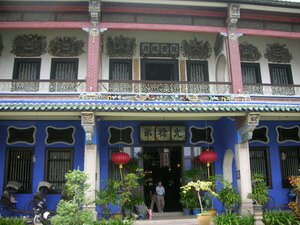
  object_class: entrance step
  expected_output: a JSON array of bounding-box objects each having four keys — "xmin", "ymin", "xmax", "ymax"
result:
[{"xmin": 133, "ymin": 212, "xmax": 199, "ymax": 225}]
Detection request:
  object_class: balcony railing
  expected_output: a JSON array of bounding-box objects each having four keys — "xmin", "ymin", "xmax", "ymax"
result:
[
  {"xmin": 98, "ymin": 80, "xmax": 232, "ymax": 94},
  {"xmin": 244, "ymin": 83, "xmax": 300, "ymax": 96},
  {"xmin": 0, "ymin": 79, "xmax": 86, "ymax": 93}
]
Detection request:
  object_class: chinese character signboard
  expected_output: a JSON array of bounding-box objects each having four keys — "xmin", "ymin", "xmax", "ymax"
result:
[{"xmin": 140, "ymin": 126, "xmax": 185, "ymax": 142}]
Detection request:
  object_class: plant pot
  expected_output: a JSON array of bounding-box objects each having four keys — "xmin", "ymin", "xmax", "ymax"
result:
[
  {"xmin": 113, "ymin": 213, "xmax": 123, "ymax": 219},
  {"xmin": 183, "ymin": 208, "xmax": 191, "ymax": 216},
  {"xmin": 206, "ymin": 209, "xmax": 217, "ymax": 217},
  {"xmin": 193, "ymin": 208, "xmax": 201, "ymax": 215},
  {"xmin": 197, "ymin": 213, "xmax": 213, "ymax": 225}
]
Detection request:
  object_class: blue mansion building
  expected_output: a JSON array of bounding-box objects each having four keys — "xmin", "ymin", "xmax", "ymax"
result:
[{"xmin": 0, "ymin": 0, "xmax": 300, "ymax": 216}]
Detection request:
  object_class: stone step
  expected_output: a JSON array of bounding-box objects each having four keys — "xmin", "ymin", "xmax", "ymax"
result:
[{"xmin": 133, "ymin": 212, "xmax": 199, "ymax": 225}]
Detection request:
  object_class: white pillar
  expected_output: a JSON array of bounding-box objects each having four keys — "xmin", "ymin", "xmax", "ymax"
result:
[
  {"xmin": 81, "ymin": 112, "xmax": 97, "ymax": 218},
  {"xmin": 235, "ymin": 142, "xmax": 253, "ymax": 215}
]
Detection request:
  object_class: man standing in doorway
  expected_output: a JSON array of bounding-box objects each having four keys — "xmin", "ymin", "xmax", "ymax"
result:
[{"xmin": 156, "ymin": 181, "xmax": 165, "ymax": 213}]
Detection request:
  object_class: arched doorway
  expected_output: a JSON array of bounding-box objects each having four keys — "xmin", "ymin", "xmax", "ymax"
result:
[{"xmin": 215, "ymin": 54, "xmax": 228, "ymax": 83}]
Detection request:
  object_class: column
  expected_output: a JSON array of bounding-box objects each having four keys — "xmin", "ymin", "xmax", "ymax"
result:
[
  {"xmin": 86, "ymin": 32, "xmax": 101, "ymax": 92},
  {"xmin": 86, "ymin": 0, "xmax": 101, "ymax": 92},
  {"xmin": 81, "ymin": 112, "xmax": 97, "ymax": 217},
  {"xmin": 235, "ymin": 113, "xmax": 260, "ymax": 215},
  {"xmin": 226, "ymin": 4, "xmax": 244, "ymax": 94}
]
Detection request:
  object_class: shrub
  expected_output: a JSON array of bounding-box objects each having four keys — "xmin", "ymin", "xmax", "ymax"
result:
[
  {"xmin": 214, "ymin": 213, "xmax": 254, "ymax": 225},
  {"xmin": 218, "ymin": 179, "xmax": 240, "ymax": 213},
  {"xmin": 262, "ymin": 210, "xmax": 300, "ymax": 225},
  {"xmin": 247, "ymin": 173, "xmax": 269, "ymax": 205},
  {"xmin": 0, "ymin": 217, "xmax": 27, "ymax": 225},
  {"xmin": 93, "ymin": 218, "xmax": 134, "ymax": 225}
]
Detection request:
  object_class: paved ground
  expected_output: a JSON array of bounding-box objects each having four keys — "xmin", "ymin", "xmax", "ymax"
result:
[{"xmin": 133, "ymin": 212, "xmax": 199, "ymax": 225}]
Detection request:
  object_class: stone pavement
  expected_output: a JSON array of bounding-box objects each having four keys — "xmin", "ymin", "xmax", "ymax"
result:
[{"xmin": 133, "ymin": 212, "xmax": 199, "ymax": 225}]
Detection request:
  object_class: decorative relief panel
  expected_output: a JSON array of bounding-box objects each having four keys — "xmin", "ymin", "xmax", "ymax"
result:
[
  {"xmin": 214, "ymin": 34, "xmax": 224, "ymax": 57},
  {"xmin": 11, "ymin": 34, "xmax": 47, "ymax": 57},
  {"xmin": 140, "ymin": 42, "xmax": 179, "ymax": 58},
  {"xmin": 108, "ymin": 126, "xmax": 134, "ymax": 145},
  {"xmin": 181, "ymin": 38, "xmax": 212, "ymax": 60},
  {"xmin": 89, "ymin": 0, "xmax": 101, "ymax": 24},
  {"xmin": 239, "ymin": 42, "xmax": 261, "ymax": 62},
  {"xmin": 7, "ymin": 126, "xmax": 36, "ymax": 145},
  {"xmin": 48, "ymin": 36, "xmax": 84, "ymax": 57},
  {"xmin": 46, "ymin": 126, "xmax": 75, "ymax": 145},
  {"xmin": 189, "ymin": 126, "xmax": 214, "ymax": 144},
  {"xmin": 106, "ymin": 35, "xmax": 136, "ymax": 58},
  {"xmin": 264, "ymin": 43, "xmax": 292, "ymax": 63}
]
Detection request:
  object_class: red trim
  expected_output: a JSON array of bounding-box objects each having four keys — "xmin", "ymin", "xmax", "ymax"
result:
[
  {"xmin": 0, "ymin": 5, "xmax": 87, "ymax": 12},
  {"xmin": 0, "ymin": 22, "xmax": 90, "ymax": 29},
  {"xmin": 100, "ymin": 22, "xmax": 227, "ymax": 33},
  {"xmin": 238, "ymin": 28, "xmax": 300, "ymax": 39},
  {"xmin": 102, "ymin": 6, "xmax": 226, "ymax": 18}
]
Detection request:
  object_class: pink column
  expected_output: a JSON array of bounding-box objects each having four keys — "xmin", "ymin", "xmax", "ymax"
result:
[
  {"xmin": 86, "ymin": 32, "xmax": 100, "ymax": 92},
  {"xmin": 226, "ymin": 37, "xmax": 243, "ymax": 94}
]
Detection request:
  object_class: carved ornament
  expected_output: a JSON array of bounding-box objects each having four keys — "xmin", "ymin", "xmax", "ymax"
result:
[
  {"xmin": 264, "ymin": 43, "xmax": 293, "ymax": 63},
  {"xmin": 89, "ymin": 0, "xmax": 101, "ymax": 25},
  {"xmin": 214, "ymin": 34, "xmax": 224, "ymax": 57},
  {"xmin": 227, "ymin": 4, "xmax": 240, "ymax": 40},
  {"xmin": 239, "ymin": 42, "xmax": 261, "ymax": 62},
  {"xmin": 238, "ymin": 112, "xmax": 260, "ymax": 142},
  {"xmin": 81, "ymin": 112, "xmax": 95, "ymax": 144},
  {"xmin": 48, "ymin": 36, "xmax": 84, "ymax": 57},
  {"xmin": 181, "ymin": 38, "xmax": 212, "ymax": 60},
  {"xmin": 11, "ymin": 34, "xmax": 47, "ymax": 57},
  {"xmin": 106, "ymin": 35, "xmax": 136, "ymax": 58}
]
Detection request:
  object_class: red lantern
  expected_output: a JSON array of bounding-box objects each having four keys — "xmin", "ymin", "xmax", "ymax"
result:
[
  {"xmin": 199, "ymin": 149, "xmax": 217, "ymax": 177},
  {"xmin": 111, "ymin": 152, "xmax": 131, "ymax": 180}
]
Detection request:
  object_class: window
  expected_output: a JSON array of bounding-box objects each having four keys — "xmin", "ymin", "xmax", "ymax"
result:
[
  {"xmin": 50, "ymin": 58, "xmax": 79, "ymax": 92},
  {"xmin": 242, "ymin": 63, "xmax": 262, "ymax": 94},
  {"xmin": 280, "ymin": 146, "xmax": 300, "ymax": 188},
  {"xmin": 4, "ymin": 147, "xmax": 33, "ymax": 193},
  {"xmin": 187, "ymin": 61, "xmax": 209, "ymax": 82},
  {"xmin": 249, "ymin": 147, "xmax": 271, "ymax": 187},
  {"xmin": 187, "ymin": 61, "xmax": 209, "ymax": 93},
  {"xmin": 269, "ymin": 64, "xmax": 294, "ymax": 95},
  {"xmin": 12, "ymin": 58, "xmax": 41, "ymax": 92},
  {"xmin": 109, "ymin": 59, "xmax": 132, "ymax": 92},
  {"xmin": 241, "ymin": 63, "xmax": 261, "ymax": 84},
  {"xmin": 45, "ymin": 148, "xmax": 73, "ymax": 193}
]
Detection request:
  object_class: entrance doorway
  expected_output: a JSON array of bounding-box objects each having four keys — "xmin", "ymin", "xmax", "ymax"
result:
[{"xmin": 143, "ymin": 146, "xmax": 182, "ymax": 212}]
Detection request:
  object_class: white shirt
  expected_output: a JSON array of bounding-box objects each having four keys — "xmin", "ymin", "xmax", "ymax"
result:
[{"xmin": 156, "ymin": 186, "xmax": 165, "ymax": 196}]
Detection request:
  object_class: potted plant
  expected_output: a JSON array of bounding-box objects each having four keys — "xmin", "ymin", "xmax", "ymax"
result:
[
  {"xmin": 180, "ymin": 189, "xmax": 194, "ymax": 215},
  {"xmin": 217, "ymin": 179, "xmax": 240, "ymax": 213},
  {"xmin": 247, "ymin": 173, "xmax": 269, "ymax": 225},
  {"xmin": 181, "ymin": 180, "xmax": 218, "ymax": 225},
  {"xmin": 247, "ymin": 173, "xmax": 269, "ymax": 208}
]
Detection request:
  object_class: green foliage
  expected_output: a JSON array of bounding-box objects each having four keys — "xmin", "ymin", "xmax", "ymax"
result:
[
  {"xmin": 247, "ymin": 173, "xmax": 269, "ymax": 205},
  {"xmin": 93, "ymin": 218, "xmax": 134, "ymax": 225},
  {"xmin": 64, "ymin": 169, "xmax": 90, "ymax": 206},
  {"xmin": 180, "ymin": 188, "xmax": 197, "ymax": 209},
  {"xmin": 96, "ymin": 173, "xmax": 141, "ymax": 214},
  {"xmin": 263, "ymin": 210, "xmax": 300, "ymax": 225},
  {"xmin": 50, "ymin": 170, "xmax": 95, "ymax": 225},
  {"xmin": 214, "ymin": 213, "xmax": 254, "ymax": 225},
  {"xmin": 182, "ymin": 169, "xmax": 206, "ymax": 184},
  {"xmin": 0, "ymin": 217, "xmax": 27, "ymax": 225},
  {"xmin": 218, "ymin": 179, "xmax": 240, "ymax": 213},
  {"xmin": 50, "ymin": 200, "xmax": 95, "ymax": 225}
]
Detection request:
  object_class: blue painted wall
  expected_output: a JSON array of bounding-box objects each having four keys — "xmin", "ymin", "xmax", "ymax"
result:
[
  {"xmin": 0, "ymin": 120, "xmax": 85, "ymax": 212},
  {"xmin": 249, "ymin": 120, "xmax": 300, "ymax": 207},
  {"xmin": 97, "ymin": 118, "xmax": 239, "ymax": 213}
]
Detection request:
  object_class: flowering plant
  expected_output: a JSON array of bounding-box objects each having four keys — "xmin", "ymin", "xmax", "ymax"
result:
[{"xmin": 181, "ymin": 180, "xmax": 218, "ymax": 213}]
